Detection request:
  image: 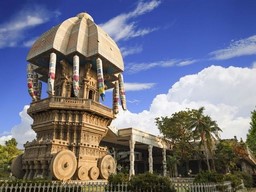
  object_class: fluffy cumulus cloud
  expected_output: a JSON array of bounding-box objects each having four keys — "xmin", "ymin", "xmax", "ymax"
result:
[
  {"xmin": 210, "ymin": 35, "xmax": 256, "ymax": 60},
  {"xmin": 112, "ymin": 65, "xmax": 256, "ymax": 140},
  {"xmin": 100, "ymin": 0, "xmax": 161, "ymax": 42},
  {"xmin": 0, "ymin": 5, "xmax": 60, "ymax": 48},
  {"xmin": 6, "ymin": 105, "xmax": 36, "ymax": 149},
  {"xmin": 0, "ymin": 135, "xmax": 13, "ymax": 146}
]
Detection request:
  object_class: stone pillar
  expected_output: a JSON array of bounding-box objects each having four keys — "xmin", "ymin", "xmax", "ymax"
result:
[
  {"xmin": 96, "ymin": 58, "xmax": 105, "ymax": 101},
  {"xmin": 148, "ymin": 145, "xmax": 153, "ymax": 174},
  {"xmin": 41, "ymin": 160, "xmax": 48, "ymax": 178},
  {"xmin": 73, "ymin": 55, "xmax": 80, "ymax": 97},
  {"xmin": 67, "ymin": 111, "xmax": 71, "ymax": 141},
  {"xmin": 27, "ymin": 163, "xmax": 34, "ymax": 179},
  {"xmin": 33, "ymin": 161, "xmax": 39, "ymax": 178},
  {"xmin": 162, "ymin": 148, "xmax": 167, "ymax": 176},
  {"xmin": 47, "ymin": 52, "xmax": 57, "ymax": 96},
  {"xmin": 23, "ymin": 163, "xmax": 29, "ymax": 179},
  {"xmin": 83, "ymin": 63, "xmax": 92, "ymax": 98},
  {"xmin": 129, "ymin": 138, "xmax": 136, "ymax": 177},
  {"xmin": 60, "ymin": 126, "xmax": 63, "ymax": 140},
  {"xmin": 73, "ymin": 124, "xmax": 77, "ymax": 144},
  {"xmin": 53, "ymin": 127, "xmax": 56, "ymax": 140}
]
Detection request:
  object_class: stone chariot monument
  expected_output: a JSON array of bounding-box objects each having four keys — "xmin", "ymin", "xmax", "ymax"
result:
[{"xmin": 11, "ymin": 12, "xmax": 127, "ymax": 181}]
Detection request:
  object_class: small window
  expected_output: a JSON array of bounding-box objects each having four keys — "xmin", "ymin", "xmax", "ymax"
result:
[{"xmin": 88, "ymin": 90, "xmax": 93, "ymax": 100}]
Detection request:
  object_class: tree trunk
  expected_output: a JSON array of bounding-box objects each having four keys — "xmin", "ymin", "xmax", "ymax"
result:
[
  {"xmin": 212, "ymin": 158, "xmax": 216, "ymax": 171},
  {"xmin": 204, "ymin": 143, "xmax": 211, "ymax": 171}
]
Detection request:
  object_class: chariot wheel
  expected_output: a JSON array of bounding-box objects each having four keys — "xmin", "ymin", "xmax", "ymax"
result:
[
  {"xmin": 89, "ymin": 166, "xmax": 99, "ymax": 180},
  {"xmin": 98, "ymin": 154, "xmax": 116, "ymax": 179},
  {"xmin": 11, "ymin": 154, "xmax": 24, "ymax": 179},
  {"xmin": 50, "ymin": 150, "xmax": 77, "ymax": 181},
  {"xmin": 77, "ymin": 166, "xmax": 89, "ymax": 180}
]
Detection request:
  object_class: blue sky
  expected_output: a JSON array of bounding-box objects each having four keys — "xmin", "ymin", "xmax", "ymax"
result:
[{"xmin": 1, "ymin": 0, "xmax": 256, "ymax": 147}]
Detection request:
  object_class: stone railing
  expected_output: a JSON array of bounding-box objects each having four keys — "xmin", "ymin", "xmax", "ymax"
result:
[{"xmin": 28, "ymin": 96, "xmax": 113, "ymax": 119}]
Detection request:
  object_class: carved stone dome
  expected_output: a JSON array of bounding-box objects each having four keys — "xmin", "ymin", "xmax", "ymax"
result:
[{"xmin": 27, "ymin": 12, "xmax": 124, "ymax": 85}]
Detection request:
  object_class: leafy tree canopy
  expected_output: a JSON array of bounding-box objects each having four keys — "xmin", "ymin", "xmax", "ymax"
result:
[
  {"xmin": 0, "ymin": 138, "xmax": 22, "ymax": 167},
  {"xmin": 246, "ymin": 109, "xmax": 256, "ymax": 155},
  {"xmin": 155, "ymin": 107, "xmax": 222, "ymax": 171},
  {"xmin": 215, "ymin": 139, "xmax": 240, "ymax": 173},
  {"xmin": 156, "ymin": 109, "xmax": 195, "ymax": 162},
  {"xmin": 155, "ymin": 107, "xmax": 221, "ymax": 144}
]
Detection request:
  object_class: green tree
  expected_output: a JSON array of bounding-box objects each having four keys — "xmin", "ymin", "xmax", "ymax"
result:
[
  {"xmin": 166, "ymin": 155, "xmax": 178, "ymax": 177},
  {"xmin": 246, "ymin": 109, "xmax": 256, "ymax": 155},
  {"xmin": 156, "ymin": 109, "xmax": 195, "ymax": 175},
  {"xmin": 156, "ymin": 107, "xmax": 222, "ymax": 174},
  {"xmin": 189, "ymin": 107, "xmax": 221, "ymax": 171},
  {"xmin": 0, "ymin": 138, "xmax": 22, "ymax": 176},
  {"xmin": 215, "ymin": 138, "xmax": 250, "ymax": 174},
  {"xmin": 215, "ymin": 140, "xmax": 239, "ymax": 173}
]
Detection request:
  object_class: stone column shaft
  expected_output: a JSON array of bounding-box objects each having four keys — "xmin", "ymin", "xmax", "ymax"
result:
[
  {"xmin": 73, "ymin": 55, "xmax": 80, "ymax": 97},
  {"xmin": 148, "ymin": 145, "xmax": 153, "ymax": 174},
  {"xmin": 162, "ymin": 148, "xmax": 167, "ymax": 176},
  {"xmin": 129, "ymin": 138, "xmax": 136, "ymax": 177},
  {"xmin": 47, "ymin": 52, "xmax": 57, "ymax": 96}
]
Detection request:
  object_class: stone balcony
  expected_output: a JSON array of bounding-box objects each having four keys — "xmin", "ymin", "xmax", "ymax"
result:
[{"xmin": 27, "ymin": 96, "xmax": 114, "ymax": 119}]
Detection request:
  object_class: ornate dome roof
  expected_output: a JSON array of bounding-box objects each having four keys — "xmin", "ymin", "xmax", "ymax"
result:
[{"xmin": 27, "ymin": 12, "xmax": 124, "ymax": 82}]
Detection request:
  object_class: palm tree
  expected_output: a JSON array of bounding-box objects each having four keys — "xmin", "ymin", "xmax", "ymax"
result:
[
  {"xmin": 189, "ymin": 107, "xmax": 222, "ymax": 171},
  {"xmin": 166, "ymin": 155, "xmax": 179, "ymax": 177}
]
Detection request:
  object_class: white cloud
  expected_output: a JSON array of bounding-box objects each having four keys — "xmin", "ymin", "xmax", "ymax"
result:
[
  {"xmin": 125, "ymin": 82, "xmax": 156, "ymax": 91},
  {"xmin": 126, "ymin": 59, "xmax": 197, "ymax": 74},
  {"xmin": 100, "ymin": 0, "xmax": 161, "ymax": 42},
  {"xmin": 120, "ymin": 46, "xmax": 143, "ymax": 57},
  {"xmin": 128, "ymin": 0, "xmax": 161, "ymax": 17},
  {"xmin": 0, "ymin": 135, "xmax": 13, "ymax": 146},
  {"xmin": 177, "ymin": 59, "xmax": 197, "ymax": 66},
  {"xmin": 252, "ymin": 61, "xmax": 256, "ymax": 68},
  {"xmin": 126, "ymin": 59, "xmax": 177, "ymax": 74},
  {"xmin": 10, "ymin": 105, "xmax": 36, "ymax": 149},
  {"xmin": 112, "ymin": 65, "xmax": 256, "ymax": 140},
  {"xmin": 23, "ymin": 37, "xmax": 38, "ymax": 47},
  {"xmin": 210, "ymin": 35, "xmax": 256, "ymax": 60},
  {"xmin": 0, "ymin": 5, "xmax": 60, "ymax": 48},
  {"xmin": 0, "ymin": 16, "xmax": 44, "ymax": 33},
  {"xmin": 127, "ymin": 99, "xmax": 140, "ymax": 105}
]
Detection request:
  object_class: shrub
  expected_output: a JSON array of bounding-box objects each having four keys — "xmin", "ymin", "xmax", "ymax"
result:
[
  {"xmin": 237, "ymin": 171, "xmax": 253, "ymax": 188},
  {"xmin": 223, "ymin": 173, "xmax": 241, "ymax": 188},
  {"xmin": 194, "ymin": 171, "xmax": 224, "ymax": 183},
  {"xmin": 129, "ymin": 172, "xmax": 176, "ymax": 192},
  {"xmin": 108, "ymin": 172, "xmax": 129, "ymax": 184},
  {"xmin": 194, "ymin": 170, "xmax": 253, "ymax": 189},
  {"xmin": 226, "ymin": 171, "xmax": 253, "ymax": 188}
]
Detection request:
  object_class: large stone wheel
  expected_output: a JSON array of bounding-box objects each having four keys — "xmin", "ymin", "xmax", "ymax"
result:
[
  {"xmin": 89, "ymin": 166, "xmax": 99, "ymax": 180},
  {"xmin": 50, "ymin": 150, "xmax": 77, "ymax": 181},
  {"xmin": 77, "ymin": 166, "xmax": 89, "ymax": 180},
  {"xmin": 11, "ymin": 154, "xmax": 24, "ymax": 179},
  {"xmin": 98, "ymin": 154, "xmax": 116, "ymax": 179}
]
